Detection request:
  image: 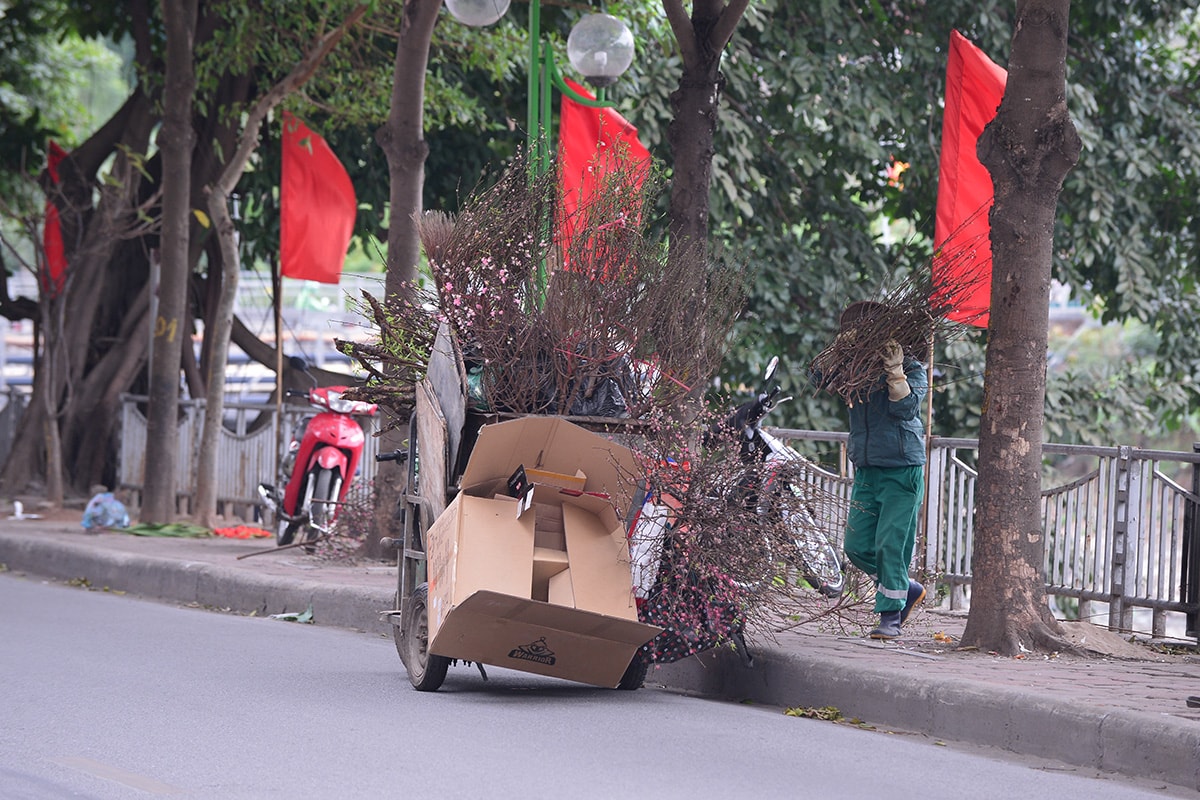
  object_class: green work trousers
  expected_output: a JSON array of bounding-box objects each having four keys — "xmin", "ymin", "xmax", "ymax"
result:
[{"xmin": 843, "ymin": 465, "xmax": 924, "ymax": 613}]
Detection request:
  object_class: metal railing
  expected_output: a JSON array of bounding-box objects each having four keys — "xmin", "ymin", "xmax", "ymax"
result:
[
  {"xmin": 773, "ymin": 428, "xmax": 1200, "ymax": 643},
  {"xmin": 117, "ymin": 395, "xmax": 379, "ymax": 519}
]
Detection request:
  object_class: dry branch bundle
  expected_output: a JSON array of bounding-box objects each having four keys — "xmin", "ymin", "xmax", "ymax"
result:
[
  {"xmin": 335, "ymin": 289, "xmax": 438, "ymax": 431},
  {"xmin": 809, "ymin": 251, "xmax": 984, "ymax": 404},
  {"xmin": 423, "ymin": 148, "xmax": 746, "ymax": 419},
  {"xmin": 625, "ymin": 410, "xmax": 862, "ymax": 661}
]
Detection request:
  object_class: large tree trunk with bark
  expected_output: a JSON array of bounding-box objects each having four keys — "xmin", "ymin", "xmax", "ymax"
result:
[
  {"xmin": 960, "ymin": 0, "xmax": 1082, "ymax": 656},
  {"xmin": 1, "ymin": 82, "xmax": 161, "ymax": 498},
  {"xmin": 659, "ymin": 0, "xmax": 749, "ymax": 414},
  {"xmin": 369, "ymin": 0, "xmax": 442, "ymax": 558},
  {"xmin": 143, "ymin": 0, "xmax": 199, "ymax": 523},
  {"xmin": 376, "ymin": 0, "xmax": 439, "ymax": 301},
  {"xmin": 662, "ymin": 0, "xmax": 748, "ymax": 254}
]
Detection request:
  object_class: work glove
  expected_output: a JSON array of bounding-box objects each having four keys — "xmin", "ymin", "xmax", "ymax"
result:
[{"xmin": 882, "ymin": 340, "xmax": 910, "ymax": 401}]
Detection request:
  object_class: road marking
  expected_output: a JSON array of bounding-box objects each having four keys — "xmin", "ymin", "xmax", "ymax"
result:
[{"xmin": 57, "ymin": 756, "xmax": 184, "ymax": 795}]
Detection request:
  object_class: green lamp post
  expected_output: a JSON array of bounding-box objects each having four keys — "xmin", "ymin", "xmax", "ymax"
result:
[{"xmin": 444, "ymin": 0, "xmax": 635, "ymax": 177}]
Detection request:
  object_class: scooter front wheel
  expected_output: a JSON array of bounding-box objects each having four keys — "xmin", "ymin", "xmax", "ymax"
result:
[
  {"xmin": 277, "ymin": 519, "xmax": 301, "ymax": 547},
  {"xmin": 776, "ymin": 492, "xmax": 845, "ymax": 597},
  {"xmin": 309, "ymin": 467, "xmax": 342, "ymax": 533}
]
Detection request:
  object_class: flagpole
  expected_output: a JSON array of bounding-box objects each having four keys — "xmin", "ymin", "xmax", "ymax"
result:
[
  {"xmin": 273, "ymin": 255, "xmax": 284, "ymax": 490},
  {"xmin": 918, "ymin": 333, "xmax": 936, "ymax": 576}
]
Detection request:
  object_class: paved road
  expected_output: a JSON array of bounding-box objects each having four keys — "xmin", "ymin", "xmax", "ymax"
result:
[
  {"xmin": 3, "ymin": 573, "xmax": 1189, "ymax": 800},
  {"xmin": 1, "ymin": 515, "xmax": 1198, "ymax": 794}
]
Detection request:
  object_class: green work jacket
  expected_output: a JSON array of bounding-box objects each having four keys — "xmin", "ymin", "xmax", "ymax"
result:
[{"xmin": 845, "ymin": 357, "xmax": 927, "ymax": 468}]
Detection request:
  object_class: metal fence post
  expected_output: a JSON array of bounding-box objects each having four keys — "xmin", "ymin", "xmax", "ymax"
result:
[
  {"xmin": 1109, "ymin": 445, "xmax": 1132, "ymax": 633},
  {"xmin": 1183, "ymin": 443, "xmax": 1200, "ymax": 637}
]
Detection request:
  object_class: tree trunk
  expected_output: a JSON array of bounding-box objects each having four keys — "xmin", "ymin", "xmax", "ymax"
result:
[
  {"xmin": 661, "ymin": 0, "xmax": 749, "ymax": 255},
  {"xmin": 192, "ymin": 5, "xmax": 369, "ymax": 527},
  {"xmin": 375, "ymin": 0, "xmax": 440, "ymax": 301},
  {"xmin": 960, "ymin": 0, "xmax": 1082, "ymax": 655},
  {"xmin": 143, "ymin": 0, "xmax": 200, "ymax": 523},
  {"xmin": 370, "ymin": 0, "xmax": 442, "ymax": 554},
  {"xmin": 0, "ymin": 90, "xmax": 159, "ymax": 497}
]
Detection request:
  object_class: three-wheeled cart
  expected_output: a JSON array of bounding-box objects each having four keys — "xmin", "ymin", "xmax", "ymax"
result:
[{"xmin": 379, "ymin": 327, "xmax": 660, "ymax": 691}]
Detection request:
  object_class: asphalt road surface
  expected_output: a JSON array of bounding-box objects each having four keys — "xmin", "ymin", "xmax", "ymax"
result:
[{"xmin": 1, "ymin": 573, "xmax": 1188, "ymax": 800}]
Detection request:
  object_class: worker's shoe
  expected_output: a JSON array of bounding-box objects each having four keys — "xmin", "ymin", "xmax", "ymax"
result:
[
  {"xmin": 869, "ymin": 611, "xmax": 902, "ymax": 640},
  {"xmin": 901, "ymin": 579, "xmax": 926, "ymax": 626}
]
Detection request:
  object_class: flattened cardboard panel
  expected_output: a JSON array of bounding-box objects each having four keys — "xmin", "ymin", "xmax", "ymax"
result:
[
  {"xmin": 428, "ymin": 591, "xmax": 660, "ymax": 687},
  {"xmin": 455, "ymin": 496, "xmax": 535, "ymax": 602},
  {"xmin": 464, "ymin": 591, "xmax": 658, "ymax": 642},
  {"xmin": 415, "ymin": 379, "xmax": 449, "ymax": 521},
  {"xmin": 424, "ymin": 495, "xmax": 462, "ymax": 640},
  {"xmin": 562, "ymin": 503, "xmax": 639, "ymax": 621},
  {"xmin": 425, "ymin": 321, "xmax": 466, "ymax": 478}
]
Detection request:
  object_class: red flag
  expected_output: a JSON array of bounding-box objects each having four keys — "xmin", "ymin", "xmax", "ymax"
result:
[
  {"xmin": 558, "ymin": 79, "xmax": 651, "ymax": 273},
  {"xmin": 42, "ymin": 141, "xmax": 69, "ymax": 297},
  {"xmin": 280, "ymin": 111, "xmax": 357, "ymax": 284},
  {"xmin": 934, "ymin": 30, "xmax": 1007, "ymax": 328}
]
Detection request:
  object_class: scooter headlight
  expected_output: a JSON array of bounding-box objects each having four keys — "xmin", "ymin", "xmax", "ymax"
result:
[{"xmin": 326, "ymin": 391, "xmax": 356, "ymax": 414}]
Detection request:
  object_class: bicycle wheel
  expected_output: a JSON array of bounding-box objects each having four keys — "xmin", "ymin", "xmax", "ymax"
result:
[{"xmin": 770, "ymin": 484, "xmax": 846, "ymax": 598}]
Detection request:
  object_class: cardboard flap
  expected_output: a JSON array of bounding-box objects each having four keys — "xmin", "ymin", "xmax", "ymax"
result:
[
  {"xmin": 561, "ymin": 503, "xmax": 639, "ymax": 620},
  {"xmin": 461, "ymin": 417, "xmax": 639, "ymax": 512},
  {"xmin": 455, "ymin": 590, "xmax": 660, "ymax": 643},
  {"xmin": 428, "ymin": 590, "xmax": 661, "ymax": 687}
]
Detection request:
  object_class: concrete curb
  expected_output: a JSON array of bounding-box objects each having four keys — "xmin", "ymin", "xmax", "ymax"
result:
[
  {"xmin": 0, "ymin": 533, "xmax": 396, "ymax": 636},
  {"xmin": 653, "ymin": 640, "xmax": 1200, "ymax": 791}
]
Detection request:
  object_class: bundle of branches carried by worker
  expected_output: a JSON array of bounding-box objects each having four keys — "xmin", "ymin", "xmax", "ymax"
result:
[
  {"xmin": 423, "ymin": 146, "xmax": 746, "ymax": 419},
  {"xmin": 809, "ymin": 249, "xmax": 984, "ymax": 404},
  {"xmin": 335, "ymin": 289, "xmax": 438, "ymax": 431},
  {"xmin": 623, "ymin": 409, "xmax": 862, "ymax": 663}
]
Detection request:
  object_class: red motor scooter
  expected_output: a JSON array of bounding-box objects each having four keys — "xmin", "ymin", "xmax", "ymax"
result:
[{"xmin": 257, "ymin": 358, "xmax": 377, "ymax": 549}]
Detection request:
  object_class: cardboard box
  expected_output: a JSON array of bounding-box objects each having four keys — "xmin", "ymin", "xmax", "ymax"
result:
[{"xmin": 424, "ymin": 416, "xmax": 661, "ymax": 688}]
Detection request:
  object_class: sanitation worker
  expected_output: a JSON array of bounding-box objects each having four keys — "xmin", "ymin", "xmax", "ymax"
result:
[{"xmin": 818, "ymin": 300, "xmax": 928, "ymax": 640}]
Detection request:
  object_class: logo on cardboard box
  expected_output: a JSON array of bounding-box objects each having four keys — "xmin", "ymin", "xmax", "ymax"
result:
[{"xmin": 508, "ymin": 637, "xmax": 556, "ymax": 666}]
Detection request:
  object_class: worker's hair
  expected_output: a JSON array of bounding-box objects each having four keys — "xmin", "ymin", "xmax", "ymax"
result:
[{"xmin": 838, "ymin": 300, "xmax": 887, "ymax": 332}]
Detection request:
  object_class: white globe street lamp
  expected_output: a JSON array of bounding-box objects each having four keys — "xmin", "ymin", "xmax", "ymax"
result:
[
  {"xmin": 567, "ymin": 13, "xmax": 635, "ymax": 88},
  {"xmin": 446, "ymin": 0, "xmax": 635, "ymax": 174},
  {"xmin": 443, "ymin": 0, "xmax": 511, "ymax": 28}
]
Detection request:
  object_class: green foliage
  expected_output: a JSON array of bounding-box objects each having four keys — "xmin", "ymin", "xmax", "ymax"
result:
[
  {"xmin": 5, "ymin": 0, "xmax": 1199, "ymax": 450},
  {"xmin": 674, "ymin": 2, "xmax": 1200, "ymax": 440},
  {"xmin": 0, "ymin": 0, "xmax": 127, "ymax": 211}
]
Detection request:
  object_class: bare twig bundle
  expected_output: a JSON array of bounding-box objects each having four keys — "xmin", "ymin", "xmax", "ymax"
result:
[
  {"xmin": 335, "ymin": 289, "xmax": 438, "ymax": 431},
  {"xmin": 624, "ymin": 410, "xmax": 862, "ymax": 661},
  {"xmin": 415, "ymin": 210, "xmax": 455, "ymax": 266},
  {"xmin": 810, "ymin": 256, "xmax": 983, "ymax": 403},
  {"xmin": 421, "ymin": 147, "xmax": 746, "ymax": 419}
]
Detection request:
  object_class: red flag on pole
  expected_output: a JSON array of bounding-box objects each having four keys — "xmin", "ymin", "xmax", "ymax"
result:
[
  {"xmin": 42, "ymin": 140, "xmax": 69, "ymax": 297},
  {"xmin": 558, "ymin": 78, "xmax": 651, "ymax": 272},
  {"xmin": 280, "ymin": 111, "xmax": 357, "ymax": 284},
  {"xmin": 933, "ymin": 30, "xmax": 1007, "ymax": 328}
]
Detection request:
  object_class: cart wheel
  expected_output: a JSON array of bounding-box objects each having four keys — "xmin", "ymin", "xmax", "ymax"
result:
[
  {"xmin": 616, "ymin": 651, "xmax": 648, "ymax": 690},
  {"xmin": 403, "ymin": 583, "xmax": 449, "ymax": 692},
  {"xmin": 392, "ymin": 591, "xmax": 408, "ymax": 669}
]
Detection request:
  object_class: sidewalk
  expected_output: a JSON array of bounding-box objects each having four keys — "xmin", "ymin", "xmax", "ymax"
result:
[{"xmin": 2, "ymin": 512, "xmax": 1199, "ymax": 793}]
